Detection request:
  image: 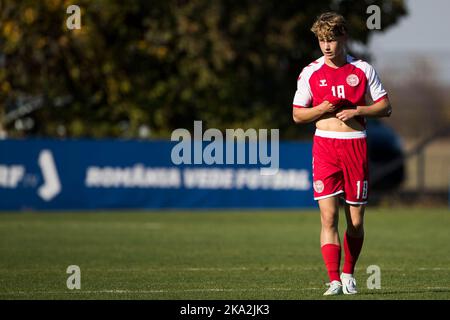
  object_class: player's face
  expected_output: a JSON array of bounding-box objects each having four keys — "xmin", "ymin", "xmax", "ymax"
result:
[{"xmin": 318, "ymin": 35, "xmax": 346, "ymax": 60}]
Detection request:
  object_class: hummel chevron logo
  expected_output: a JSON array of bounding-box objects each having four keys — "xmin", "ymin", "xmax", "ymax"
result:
[
  {"xmin": 38, "ymin": 150, "xmax": 61, "ymax": 201},
  {"xmin": 319, "ymin": 79, "xmax": 327, "ymax": 87}
]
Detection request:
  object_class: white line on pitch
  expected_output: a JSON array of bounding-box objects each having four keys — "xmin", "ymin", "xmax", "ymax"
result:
[{"xmin": 0, "ymin": 287, "xmax": 323, "ymax": 295}]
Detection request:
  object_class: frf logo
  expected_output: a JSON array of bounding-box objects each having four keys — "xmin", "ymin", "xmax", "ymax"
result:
[{"xmin": 0, "ymin": 149, "xmax": 61, "ymax": 201}]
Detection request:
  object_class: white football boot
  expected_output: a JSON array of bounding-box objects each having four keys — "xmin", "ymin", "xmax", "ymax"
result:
[
  {"xmin": 340, "ymin": 273, "xmax": 357, "ymax": 295},
  {"xmin": 323, "ymin": 280, "xmax": 343, "ymax": 296}
]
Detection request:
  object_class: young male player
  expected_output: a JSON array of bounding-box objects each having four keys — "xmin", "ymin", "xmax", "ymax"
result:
[{"xmin": 292, "ymin": 12, "xmax": 391, "ymax": 295}]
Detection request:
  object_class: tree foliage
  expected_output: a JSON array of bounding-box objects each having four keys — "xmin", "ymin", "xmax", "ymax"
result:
[{"xmin": 0, "ymin": 0, "xmax": 407, "ymax": 139}]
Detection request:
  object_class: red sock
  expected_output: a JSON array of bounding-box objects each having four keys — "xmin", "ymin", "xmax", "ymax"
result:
[
  {"xmin": 321, "ymin": 244, "xmax": 341, "ymax": 282},
  {"xmin": 343, "ymin": 232, "xmax": 364, "ymax": 274}
]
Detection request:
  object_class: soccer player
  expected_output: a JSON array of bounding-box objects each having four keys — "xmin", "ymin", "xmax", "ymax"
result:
[{"xmin": 292, "ymin": 12, "xmax": 391, "ymax": 295}]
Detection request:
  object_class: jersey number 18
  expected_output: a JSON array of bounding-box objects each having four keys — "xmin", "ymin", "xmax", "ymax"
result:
[{"xmin": 331, "ymin": 85, "xmax": 345, "ymax": 98}]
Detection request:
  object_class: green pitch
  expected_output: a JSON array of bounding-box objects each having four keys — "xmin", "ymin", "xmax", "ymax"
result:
[{"xmin": 0, "ymin": 208, "xmax": 449, "ymax": 300}]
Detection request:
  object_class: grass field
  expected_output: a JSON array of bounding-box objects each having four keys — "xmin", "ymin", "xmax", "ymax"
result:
[{"xmin": 0, "ymin": 208, "xmax": 449, "ymax": 300}]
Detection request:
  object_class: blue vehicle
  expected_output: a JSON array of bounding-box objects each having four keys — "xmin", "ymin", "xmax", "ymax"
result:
[{"xmin": 366, "ymin": 119, "xmax": 405, "ymax": 191}]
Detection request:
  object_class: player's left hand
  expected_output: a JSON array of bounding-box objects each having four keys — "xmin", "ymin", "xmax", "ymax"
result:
[{"xmin": 336, "ymin": 109, "xmax": 359, "ymax": 122}]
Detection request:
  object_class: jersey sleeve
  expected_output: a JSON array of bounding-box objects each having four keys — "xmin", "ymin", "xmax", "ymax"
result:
[
  {"xmin": 293, "ymin": 70, "xmax": 312, "ymax": 108},
  {"xmin": 366, "ymin": 64, "xmax": 387, "ymax": 102}
]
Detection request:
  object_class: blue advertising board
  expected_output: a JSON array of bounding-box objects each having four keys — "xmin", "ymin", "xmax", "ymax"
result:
[{"xmin": 0, "ymin": 139, "xmax": 315, "ymax": 210}]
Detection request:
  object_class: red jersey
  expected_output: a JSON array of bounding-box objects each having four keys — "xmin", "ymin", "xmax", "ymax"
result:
[{"xmin": 292, "ymin": 55, "xmax": 387, "ymax": 127}]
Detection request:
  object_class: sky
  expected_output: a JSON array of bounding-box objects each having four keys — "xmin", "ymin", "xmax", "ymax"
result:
[{"xmin": 368, "ymin": 0, "xmax": 450, "ymax": 83}]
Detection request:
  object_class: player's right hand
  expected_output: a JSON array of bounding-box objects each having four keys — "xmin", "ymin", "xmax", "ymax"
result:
[
  {"xmin": 323, "ymin": 94, "xmax": 344, "ymax": 108},
  {"xmin": 319, "ymin": 100, "xmax": 338, "ymax": 113}
]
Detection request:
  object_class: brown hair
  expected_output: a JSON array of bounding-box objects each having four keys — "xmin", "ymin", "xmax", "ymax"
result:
[{"xmin": 311, "ymin": 12, "xmax": 347, "ymax": 40}]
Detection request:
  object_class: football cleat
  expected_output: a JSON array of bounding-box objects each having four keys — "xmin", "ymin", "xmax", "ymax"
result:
[
  {"xmin": 323, "ymin": 280, "xmax": 343, "ymax": 296},
  {"xmin": 340, "ymin": 273, "xmax": 357, "ymax": 295}
]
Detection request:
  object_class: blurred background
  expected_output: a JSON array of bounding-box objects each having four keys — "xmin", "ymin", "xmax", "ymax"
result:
[{"xmin": 0, "ymin": 0, "xmax": 449, "ymax": 209}]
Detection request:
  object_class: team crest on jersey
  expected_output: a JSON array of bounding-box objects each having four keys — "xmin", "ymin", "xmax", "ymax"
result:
[
  {"xmin": 346, "ymin": 74, "xmax": 359, "ymax": 87},
  {"xmin": 313, "ymin": 180, "xmax": 324, "ymax": 193},
  {"xmin": 347, "ymin": 73, "xmax": 359, "ymax": 87}
]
